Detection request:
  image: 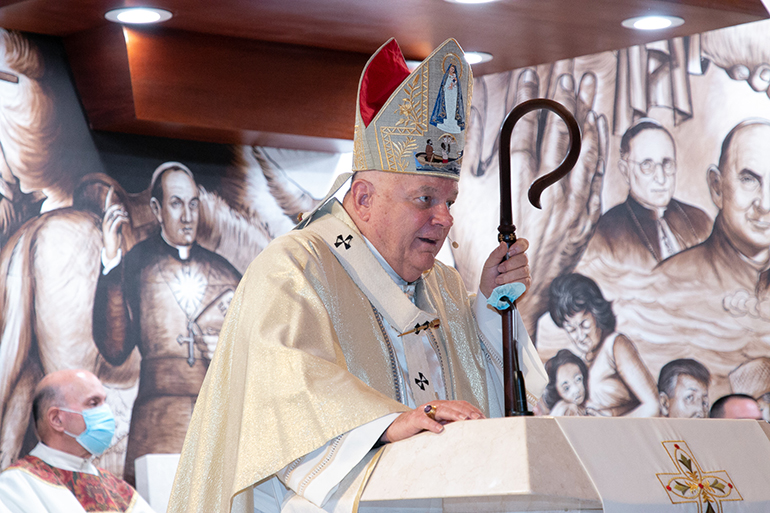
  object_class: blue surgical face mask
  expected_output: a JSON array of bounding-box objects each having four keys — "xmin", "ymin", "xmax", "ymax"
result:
[{"xmin": 60, "ymin": 404, "xmax": 116, "ymax": 456}]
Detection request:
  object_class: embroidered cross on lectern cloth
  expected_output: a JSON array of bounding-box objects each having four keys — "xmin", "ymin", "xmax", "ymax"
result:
[{"xmin": 656, "ymin": 440, "xmax": 742, "ymax": 513}]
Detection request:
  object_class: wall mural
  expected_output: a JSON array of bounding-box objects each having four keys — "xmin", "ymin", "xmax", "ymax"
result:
[
  {"xmin": 0, "ymin": 18, "xmax": 770, "ymax": 482},
  {"xmin": 0, "ymin": 29, "xmax": 339, "ymax": 479},
  {"xmin": 451, "ymin": 18, "xmax": 770, "ymax": 420}
]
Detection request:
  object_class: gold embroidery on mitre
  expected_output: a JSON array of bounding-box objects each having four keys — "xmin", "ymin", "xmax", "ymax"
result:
[
  {"xmin": 353, "ymin": 38, "xmax": 471, "ymax": 179},
  {"xmin": 378, "ymin": 66, "xmax": 429, "ymax": 173},
  {"xmin": 353, "ymin": 122, "xmax": 366, "ymax": 171},
  {"xmin": 394, "ymin": 71, "xmax": 427, "ymax": 131},
  {"xmin": 655, "ymin": 440, "xmax": 742, "ymax": 513}
]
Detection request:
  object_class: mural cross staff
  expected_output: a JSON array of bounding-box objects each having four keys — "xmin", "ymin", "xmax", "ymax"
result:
[{"xmin": 177, "ymin": 320, "xmax": 198, "ymax": 367}]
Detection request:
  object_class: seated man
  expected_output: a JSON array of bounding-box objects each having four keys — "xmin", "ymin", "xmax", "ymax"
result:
[
  {"xmin": 0, "ymin": 369, "xmax": 156, "ymax": 512},
  {"xmin": 658, "ymin": 358, "xmax": 710, "ymax": 418},
  {"xmin": 709, "ymin": 394, "xmax": 763, "ymax": 419},
  {"xmin": 168, "ymin": 38, "xmax": 548, "ymax": 513}
]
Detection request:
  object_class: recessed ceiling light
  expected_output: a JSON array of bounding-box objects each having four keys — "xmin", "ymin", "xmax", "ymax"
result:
[
  {"xmin": 465, "ymin": 52, "xmax": 493, "ymax": 65},
  {"xmin": 621, "ymin": 15, "xmax": 684, "ymax": 30},
  {"xmin": 105, "ymin": 7, "xmax": 173, "ymax": 24},
  {"xmin": 444, "ymin": 0, "xmax": 497, "ymax": 4}
]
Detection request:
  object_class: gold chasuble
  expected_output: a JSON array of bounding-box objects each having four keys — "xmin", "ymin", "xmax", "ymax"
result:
[{"xmin": 168, "ymin": 201, "xmax": 492, "ymax": 513}]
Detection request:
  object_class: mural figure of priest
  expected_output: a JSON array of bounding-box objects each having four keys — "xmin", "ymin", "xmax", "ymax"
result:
[
  {"xmin": 93, "ymin": 162, "xmax": 241, "ymax": 484},
  {"xmin": 579, "ymin": 118, "xmax": 711, "ymax": 274},
  {"xmin": 655, "ymin": 119, "xmax": 770, "ymax": 307}
]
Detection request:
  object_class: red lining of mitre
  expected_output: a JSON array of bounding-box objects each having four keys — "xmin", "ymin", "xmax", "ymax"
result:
[{"xmin": 359, "ymin": 39, "xmax": 411, "ymax": 127}]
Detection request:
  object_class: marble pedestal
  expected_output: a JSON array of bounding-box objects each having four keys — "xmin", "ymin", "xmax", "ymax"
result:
[
  {"xmin": 361, "ymin": 417, "xmax": 602, "ymax": 512},
  {"xmin": 135, "ymin": 453, "xmax": 181, "ymax": 513},
  {"xmin": 360, "ymin": 416, "xmax": 770, "ymax": 513}
]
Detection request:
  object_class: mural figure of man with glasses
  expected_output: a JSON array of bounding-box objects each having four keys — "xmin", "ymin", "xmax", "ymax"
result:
[{"xmin": 579, "ymin": 118, "xmax": 712, "ymax": 273}]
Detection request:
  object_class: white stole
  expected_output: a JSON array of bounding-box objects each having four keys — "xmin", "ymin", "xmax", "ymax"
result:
[{"xmin": 305, "ymin": 208, "xmax": 444, "ymax": 406}]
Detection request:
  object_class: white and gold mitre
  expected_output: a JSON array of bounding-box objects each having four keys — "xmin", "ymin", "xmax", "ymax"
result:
[{"xmin": 353, "ymin": 38, "xmax": 473, "ymax": 180}]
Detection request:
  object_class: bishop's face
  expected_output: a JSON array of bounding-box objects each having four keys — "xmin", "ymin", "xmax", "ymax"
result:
[{"xmin": 365, "ymin": 173, "xmax": 456, "ymax": 283}]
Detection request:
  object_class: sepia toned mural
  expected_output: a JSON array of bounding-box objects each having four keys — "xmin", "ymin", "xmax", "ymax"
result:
[
  {"xmin": 451, "ymin": 18, "xmax": 770, "ymax": 420},
  {"xmin": 0, "ymin": 29, "xmax": 343, "ymax": 480},
  {"xmin": 1, "ymin": 17, "xmax": 770, "ymax": 484}
]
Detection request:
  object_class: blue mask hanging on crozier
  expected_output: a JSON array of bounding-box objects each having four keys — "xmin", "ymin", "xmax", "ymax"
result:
[{"xmin": 61, "ymin": 404, "xmax": 116, "ymax": 456}]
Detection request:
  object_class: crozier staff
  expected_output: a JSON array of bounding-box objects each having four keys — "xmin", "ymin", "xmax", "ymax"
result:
[{"xmin": 169, "ymin": 38, "xmax": 547, "ymax": 513}]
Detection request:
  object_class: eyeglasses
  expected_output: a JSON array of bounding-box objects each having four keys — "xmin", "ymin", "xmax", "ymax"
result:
[{"xmin": 626, "ymin": 158, "xmax": 676, "ymax": 176}]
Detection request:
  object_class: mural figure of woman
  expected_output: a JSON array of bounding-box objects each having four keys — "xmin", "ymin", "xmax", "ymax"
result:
[
  {"xmin": 548, "ymin": 273, "xmax": 659, "ymax": 417},
  {"xmin": 542, "ymin": 349, "xmax": 589, "ymax": 416},
  {"xmin": 430, "ymin": 63, "xmax": 465, "ymax": 134}
]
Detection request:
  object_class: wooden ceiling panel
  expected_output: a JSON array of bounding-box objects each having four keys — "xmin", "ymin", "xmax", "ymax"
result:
[
  {"xmin": 3, "ymin": 0, "xmax": 768, "ymax": 149},
  {"xmin": 64, "ymin": 24, "xmax": 134, "ymax": 126},
  {"xmin": 63, "ymin": 25, "xmax": 368, "ymax": 150},
  {"xmin": 125, "ymin": 28, "xmax": 369, "ymax": 139}
]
